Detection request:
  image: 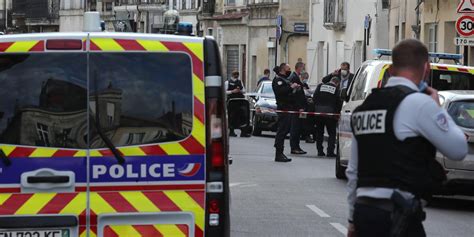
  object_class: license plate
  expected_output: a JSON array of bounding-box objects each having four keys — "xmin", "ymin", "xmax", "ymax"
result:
[{"xmin": 0, "ymin": 229, "xmax": 69, "ymax": 237}]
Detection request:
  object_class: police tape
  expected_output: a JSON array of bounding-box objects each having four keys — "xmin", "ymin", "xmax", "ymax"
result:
[{"xmin": 250, "ymin": 108, "xmax": 340, "ymax": 117}]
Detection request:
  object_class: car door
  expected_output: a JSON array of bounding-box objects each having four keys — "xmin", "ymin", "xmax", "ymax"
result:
[
  {"xmin": 0, "ymin": 35, "xmax": 88, "ymax": 237},
  {"xmin": 339, "ymin": 63, "xmax": 372, "ymax": 163}
]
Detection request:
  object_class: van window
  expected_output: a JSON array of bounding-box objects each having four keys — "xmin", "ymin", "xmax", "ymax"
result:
[
  {"xmin": 351, "ymin": 64, "xmax": 370, "ymax": 101},
  {"xmin": 89, "ymin": 53, "xmax": 193, "ymax": 148},
  {"xmin": 432, "ymin": 70, "xmax": 474, "ymax": 90},
  {"xmin": 0, "ymin": 54, "xmax": 88, "ymax": 148},
  {"xmin": 447, "ymin": 100, "xmax": 474, "ymax": 129}
]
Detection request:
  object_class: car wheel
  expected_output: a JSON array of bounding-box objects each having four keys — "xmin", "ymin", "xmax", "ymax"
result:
[
  {"xmin": 335, "ymin": 135, "xmax": 347, "ymax": 179},
  {"xmin": 252, "ymin": 114, "xmax": 262, "ymax": 136}
]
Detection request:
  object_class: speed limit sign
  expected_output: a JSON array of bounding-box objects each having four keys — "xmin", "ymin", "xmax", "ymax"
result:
[{"xmin": 456, "ymin": 15, "xmax": 474, "ymax": 37}]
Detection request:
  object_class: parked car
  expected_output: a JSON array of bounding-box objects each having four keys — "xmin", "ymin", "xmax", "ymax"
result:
[
  {"xmin": 336, "ymin": 50, "xmax": 474, "ymax": 179},
  {"xmin": 437, "ymin": 90, "xmax": 474, "ymax": 195},
  {"xmin": 248, "ymin": 81, "xmax": 278, "ymax": 136}
]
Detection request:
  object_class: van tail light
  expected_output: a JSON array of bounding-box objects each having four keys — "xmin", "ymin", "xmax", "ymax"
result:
[
  {"xmin": 211, "ymin": 141, "xmax": 224, "ymax": 168},
  {"xmin": 46, "ymin": 39, "xmax": 83, "ymax": 50}
]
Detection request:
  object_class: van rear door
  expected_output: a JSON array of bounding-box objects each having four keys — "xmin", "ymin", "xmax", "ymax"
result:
[
  {"xmin": 87, "ymin": 34, "xmax": 206, "ymax": 237},
  {"xmin": 0, "ymin": 35, "xmax": 88, "ymax": 236}
]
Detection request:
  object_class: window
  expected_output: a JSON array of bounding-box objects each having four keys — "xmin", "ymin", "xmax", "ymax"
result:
[
  {"xmin": 0, "ymin": 53, "xmax": 88, "ymax": 148},
  {"xmin": 447, "ymin": 101, "xmax": 474, "ymax": 129},
  {"xmin": 89, "ymin": 53, "xmax": 193, "ymax": 148},
  {"xmin": 261, "ymin": 83, "xmax": 273, "ymax": 95},
  {"xmin": 382, "ymin": 0, "xmax": 389, "ymax": 9},
  {"xmin": 324, "ymin": 0, "xmax": 345, "ymax": 24},
  {"xmin": 106, "ymin": 2, "xmax": 113, "ymax": 11},
  {"xmin": 207, "ymin": 28, "xmax": 214, "ymax": 37},
  {"xmin": 401, "ymin": 23, "xmax": 406, "ymax": 40},
  {"xmin": 350, "ymin": 64, "xmax": 370, "ymax": 101},
  {"xmin": 394, "ymin": 25, "xmax": 399, "ymax": 44},
  {"xmin": 428, "ymin": 23, "xmax": 438, "ymax": 52},
  {"xmin": 181, "ymin": 0, "xmax": 186, "ymax": 10},
  {"xmin": 431, "ymin": 70, "xmax": 474, "ymax": 91},
  {"xmin": 227, "ymin": 0, "xmax": 236, "ymax": 6},
  {"xmin": 191, "ymin": 0, "xmax": 196, "ymax": 9}
]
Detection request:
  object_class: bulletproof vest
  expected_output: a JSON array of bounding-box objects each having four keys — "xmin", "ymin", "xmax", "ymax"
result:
[
  {"xmin": 227, "ymin": 79, "xmax": 245, "ymax": 99},
  {"xmin": 314, "ymin": 82, "xmax": 339, "ymax": 113},
  {"xmin": 351, "ymin": 85, "xmax": 446, "ymax": 197}
]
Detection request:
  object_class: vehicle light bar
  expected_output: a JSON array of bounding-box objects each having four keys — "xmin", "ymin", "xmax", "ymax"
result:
[
  {"xmin": 373, "ymin": 48, "xmax": 463, "ymax": 64},
  {"xmin": 46, "ymin": 39, "xmax": 83, "ymax": 50}
]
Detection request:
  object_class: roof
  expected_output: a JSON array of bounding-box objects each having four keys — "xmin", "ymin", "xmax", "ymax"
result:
[
  {"xmin": 439, "ymin": 90, "xmax": 474, "ymax": 101},
  {"xmin": 365, "ymin": 59, "xmax": 474, "ymax": 70},
  {"xmin": 211, "ymin": 12, "xmax": 248, "ymax": 20}
]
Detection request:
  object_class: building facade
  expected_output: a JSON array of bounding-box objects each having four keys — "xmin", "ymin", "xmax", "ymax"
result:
[
  {"xmin": 11, "ymin": 0, "xmax": 61, "ymax": 33},
  {"xmin": 307, "ymin": 0, "xmax": 389, "ymax": 85},
  {"xmin": 0, "ymin": 0, "xmax": 12, "ymax": 32}
]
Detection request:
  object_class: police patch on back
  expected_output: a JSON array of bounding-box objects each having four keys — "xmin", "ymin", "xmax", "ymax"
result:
[
  {"xmin": 320, "ymin": 84, "xmax": 336, "ymax": 94},
  {"xmin": 352, "ymin": 110, "xmax": 387, "ymax": 135}
]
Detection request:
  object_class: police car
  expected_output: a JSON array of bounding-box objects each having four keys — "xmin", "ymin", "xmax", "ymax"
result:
[
  {"xmin": 0, "ymin": 12, "xmax": 230, "ymax": 237},
  {"xmin": 437, "ymin": 90, "xmax": 474, "ymax": 195},
  {"xmin": 336, "ymin": 49, "xmax": 474, "ymax": 179}
]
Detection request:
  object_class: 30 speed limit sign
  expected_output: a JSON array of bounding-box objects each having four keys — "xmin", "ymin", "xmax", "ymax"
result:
[{"xmin": 456, "ymin": 15, "xmax": 474, "ymax": 37}]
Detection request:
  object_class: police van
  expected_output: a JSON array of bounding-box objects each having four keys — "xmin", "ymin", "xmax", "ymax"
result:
[
  {"xmin": 336, "ymin": 49, "xmax": 474, "ymax": 179},
  {"xmin": 0, "ymin": 12, "xmax": 230, "ymax": 237}
]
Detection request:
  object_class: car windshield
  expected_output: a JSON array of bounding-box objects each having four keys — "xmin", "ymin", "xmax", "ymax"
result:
[
  {"xmin": 261, "ymin": 83, "xmax": 274, "ymax": 97},
  {"xmin": 447, "ymin": 100, "xmax": 474, "ymax": 129}
]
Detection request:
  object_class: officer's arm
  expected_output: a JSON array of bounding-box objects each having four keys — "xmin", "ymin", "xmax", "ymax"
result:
[
  {"xmin": 312, "ymin": 84, "xmax": 321, "ymax": 100},
  {"xmin": 346, "ymin": 137, "xmax": 359, "ymax": 222},
  {"xmin": 322, "ymin": 74, "xmax": 332, "ymax": 83},
  {"xmin": 273, "ymin": 80, "xmax": 292, "ymax": 96},
  {"xmin": 241, "ymin": 83, "xmax": 246, "ymax": 93},
  {"xmin": 225, "ymin": 81, "xmax": 232, "ymax": 95},
  {"xmin": 416, "ymin": 99, "xmax": 468, "ymax": 161}
]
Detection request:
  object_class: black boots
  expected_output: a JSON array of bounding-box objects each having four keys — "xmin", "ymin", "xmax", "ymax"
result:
[{"xmin": 275, "ymin": 151, "xmax": 292, "ymax": 162}]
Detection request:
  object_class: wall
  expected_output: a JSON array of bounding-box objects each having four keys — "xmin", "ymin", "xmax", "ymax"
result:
[
  {"xmin": 307, "ymin": 0, "xmax": 389, "ymax": 85},
  {"xmin": 59, "ymin": 0, "xmax": 84, "ymax": 32},
  {"xmin": 279, "ymin": 0, "xmax": 309, "ymax": 68}
]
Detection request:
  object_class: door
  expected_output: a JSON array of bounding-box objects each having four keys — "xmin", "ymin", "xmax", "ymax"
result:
[
  {"xmin": 0, "ymin": 38, "xmax": 88, "ymax": 237},
  {"xmin": 87, "ymin": 35, "xmax": 206, "ymax": 237},
  {"xmin": 225, "ymin": 45, "xmax": 239, "ymax": 80},
  {"xmin": 338, "ymin": 63, "xmax": 372, "ymax": 164}
]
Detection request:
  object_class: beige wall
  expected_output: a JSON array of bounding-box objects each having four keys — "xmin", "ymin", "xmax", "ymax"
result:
[{"xmin": 388, "ymin": 0, "xmax": 418, "ymax": 48}]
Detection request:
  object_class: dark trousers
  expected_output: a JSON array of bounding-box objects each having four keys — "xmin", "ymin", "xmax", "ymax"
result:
[
  {"xmin": 274, "ymin": 113, "xmax": 300, "ymax": 152},
  {"xmin": 315, "ymin": 117, "xmax": 337, "ymax": 154},
  {"xmin": 228, "ymin": 100, "xmax": 248, "ymax": 133},
  {"xmin": 354, "ymin": 203, "xmax": 426, "ymax": 237},
  {"xmin": 302, "ymin": 116, "xmax": 316, "ymax": 139}
]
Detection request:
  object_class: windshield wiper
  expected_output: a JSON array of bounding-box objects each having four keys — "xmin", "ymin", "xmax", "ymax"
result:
[
  {"xmin": 0, "ymin": 148, "xmax": 11, "ymax": 166},
  {"xmin": 91, "ymin": 71, "xmax": 125, "ymax": 164}
]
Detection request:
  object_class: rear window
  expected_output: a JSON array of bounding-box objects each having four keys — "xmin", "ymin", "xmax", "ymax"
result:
[
  {"xmin": 432, "ymin": 70, "xmax": 474, "ymax": 90},
  {"xmin": 0, "ymin": 53, "xmax": 193, "ymax": 149},
  {"xmin": 261, "ymin": 83, "xmax": 273, "ymax": 95},
  {"xmin": 447, "ymin": 100, "xmax": 474, "ymax": 129}
]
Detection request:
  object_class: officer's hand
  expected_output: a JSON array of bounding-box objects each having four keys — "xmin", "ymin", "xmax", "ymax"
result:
[
  {"xmin": 232, "ymin": 88, "xmax": 240, "ymax": 93},
  {"xmin": 290, "ymin": 83, "xmax": 300, "ymax": 89},
  {"xmin": 425, "ymin": 87, "xmax": 440, "ymax": 106},
  {"xmin": 347, "ymin": 223, "xmax": 356, "ymax": 237},
  {"xmin": 333, "ymin": 69, "xmax": 340, "ymax": 76}
]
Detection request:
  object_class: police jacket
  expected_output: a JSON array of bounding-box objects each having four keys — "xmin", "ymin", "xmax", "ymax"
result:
[
  {"xmin": 272, "ymin": 74, "xmax": 295, "ymax": 110},
  {"xmin": 351, "ymin": 85, "xmax": 446, "ymax": 197},
  {"xmin": 288, "ymin": 72, "xmax": 308, "ymax": 110},
  {"xmin": 226, "ymin": 78, "xmax": 245, "ymax": 100},
  {"xmin": 312, "ymin": 82, "xmax": 342, "ymax": 114}
]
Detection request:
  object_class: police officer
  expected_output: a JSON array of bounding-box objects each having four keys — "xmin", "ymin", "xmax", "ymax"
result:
[
  {"xmin": 346, "ymin": 39, "xmax": 468, "ymax": 237},
  {"xmin": 322, "ymin": 62, "xmax": 354, "ymax": 101},
  {"xmin": 288, "ymin": 62, "xmax": 308, "ymax": 154},
  {"xmin": 225, "ymin": 70, "xmax": 250, "ymax": 137},
  {"xmin": 272, "ymin": 63, "xmax": 301, "ymax": 162},
  {"xmin": 313, "ymin": 76, "xmax": 342, "ymax": 157}
]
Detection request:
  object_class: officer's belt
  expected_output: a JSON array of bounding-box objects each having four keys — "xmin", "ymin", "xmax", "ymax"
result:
[{"xmin": 355, "ymin": 196, "xmax": 394, "ymax": 212}]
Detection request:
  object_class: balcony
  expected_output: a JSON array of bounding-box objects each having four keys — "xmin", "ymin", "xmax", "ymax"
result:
[{"xmin": 323, "ymin": 0, "xmax": 345, "ymax": 31}]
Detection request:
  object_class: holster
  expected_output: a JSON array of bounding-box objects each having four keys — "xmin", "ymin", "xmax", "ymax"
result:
[{"xmin": 389, "ymin": 191, "xmax": 426, "ymax": 237}]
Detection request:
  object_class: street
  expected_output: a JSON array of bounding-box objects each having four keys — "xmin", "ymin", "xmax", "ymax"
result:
[{"xmin": 229, "ymin": 134, "xmax": 474, "ymax": 237}]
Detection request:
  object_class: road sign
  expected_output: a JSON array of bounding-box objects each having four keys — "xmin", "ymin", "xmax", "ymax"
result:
[
  {"xmin": 454, "ymin": 37, "xmax": 474, "ymax": 46},
  {"xmin": 294, "ymin": 23, "xmax": 307, "ymax": 33},
  {"xmin": 456, "ymin": 15, "xmax": 474, "ymax": 37},
  {"xmin": 276, "ymin": 15, "xmax": 282, "ymax": 27},
  {"xmin": 457, "ymin": 0, "xmax": 474, "ymax": 13}
]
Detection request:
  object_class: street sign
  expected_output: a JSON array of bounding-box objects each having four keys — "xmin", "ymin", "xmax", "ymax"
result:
[
  {"xmin": 457, "ymin": 0, "xmax": 474, "ymax": 13},
  {"xmin": 276, "ymin": 15, "xmax": 282, "ymax": 27},
  {"xmin": 454, "ymin": 37, "xmax": 474, "ymax": 46},
  {"xmin": 294, "ymin": 23, "xmax": 307, "ymax": 33},
  {"xmin": 276, "ymin": 26, "xmax": 282, "ymax": 41},
  {"xmin": 456, "ymin": 15, "xmax": 474, "ymax": 37},
  {"xmin": 364, "ymin": 15, "xmax": 371, "ymax": 30}
]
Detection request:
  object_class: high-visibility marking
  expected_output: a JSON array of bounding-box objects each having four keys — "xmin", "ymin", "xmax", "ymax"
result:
[
  {"xmin": 29, "ymin": 41, "xmax": 45, "ymax": 52},
  {"xmin": 330, "ymin": 223, "xmax": 348, "ymax": 235},
  {"xmin": 193, "ymin": 97, "xmax": 205, "ymax": 124},
  {"xmin": 60, "ymin": 192, "xmax": 86, "ymax": 215},
  {"xmin": 15, "ymin": 193, "xmax": 56, "ymax": 214},
  {"xmin": 192, "ymin": 117, "xmax": 206, "ymax": 146},
  {"xmin": 0, "ymin": 42, "xmax": 13, "ymax": 51},
  {"xmin": 91, "ymin": 38, "xmax": 124, "ymax": 51},
  {"xmin": 120, "ymin": 146, "xmax": 146, "ymax": 156},
  {"xmin": 142, "ymin": 192, "xmax": 181, "ymax": 212},
  {"xmin": 193, "ymin": 75, "xmax": 205, "ymax": 103},
  {"xmin": 187, "ymin": 191, "xmax": 205, "ymax": 209},
  {"xmin": 0, "ymin": 145, "xmax": 16, "ymax": 156},
  {"xmin": 8, "ymin": 147, "xmax": 35, "ymax": 158},
  {"xmin": 89, "ymin": 150, "xmax": 103, "ymax": 157},
  {"xmin": 160, "ymin": 143, "xmax": 189, "ymax": 155},
  {"xmin": 164, "ymin": 191, "xmax": 204, "ymax": 230},
  {"xmin": 136, "ymin": 39, "xmax": 169, "ymax": 52},
  {"xmin": 0, "ymin": 194, "xmax": 12, "ymax": 206},
  {"xmin": 103, "ymin": 226, "xmax": 120, "ymax": 237},
  {"xmin": 52, "ymin": 149, "xmax": 79, "ymax": 157},
  {"xmin": 111, "ymin": 225, "xmax": 141, "ymax": 236},
  {"xmin": 29, "ymin": 148, "xmax": 58, "ymax": 158},
  {"xmin": 99, "ymin": 192, "xmax": 138, "ymax": 212},
  {"xmin": 155, "ymin": 224, "xmax": 186, "ymax": 237},
  {"xmin": 161, "ymin": 41, "xmax": 204, "ymax": 79},
  {"xmin": 74, "ymin": 150, "xmax": 87, "ymax": 157},
  {"xmin": 0, "ymin": 194, "xmax": 32, "ymax": 215},
  {"xmin": 38, "ymin": 193, "xmax": 78, "ymax": 214},
  {"xmin": 114, "ymin": 39, "xmax": 146, "ymax": 51},
  {"xmin": 180, "ymin": 136, "xmax": 205, "ymax": 154},
  {"xmin": 90, "ymin": 192, "xmax": 116, "ymax": 214},
  {"xmin": 183, "ymin": 42, "xmax": 204, "ymax": 61},
  {"xmin": 5, "ymin": 41, "xmax": 40, "ymax": 52},
  {"xmin": 132, "ymin": 225, "xmax": 162, "ymax": 237},
  {"xmin": 120, "ymin": 192, "xmax": 160, "ymax": 212},
  {"xmin": 306, "ymin": 204, "xmax": 330, "ymax": 218},
  {"xmin": 139, "ymin": 145, "xmax": 167, "ymax": 156}
]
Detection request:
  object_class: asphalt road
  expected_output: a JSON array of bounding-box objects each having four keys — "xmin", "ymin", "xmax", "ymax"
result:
[{"xmin": 228, "ymin": 133, "xmax": 474, "ymax": 237}]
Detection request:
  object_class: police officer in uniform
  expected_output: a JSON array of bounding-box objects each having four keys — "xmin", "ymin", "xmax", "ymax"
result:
[
  {"xmin": 225, "ymin": 70, "xmax": 250, "ymax": 137},
  {"xmin": 313, "ymin": 77, "xmax": 342, "ymax": 157},
  {"xmin": 272, "ymin": 63, "xmax": 301, "ymax": 162},
  {"xmin": 346, "ymin": 39, "xmax": 468, "ymax": 237}
]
